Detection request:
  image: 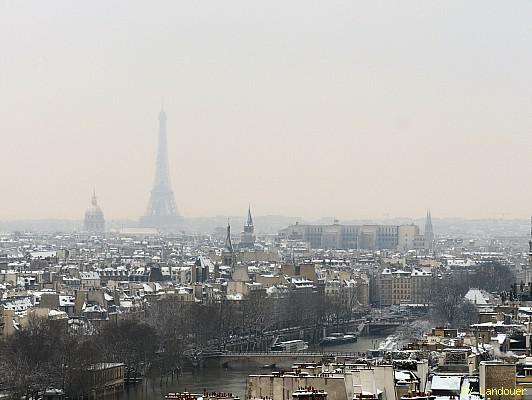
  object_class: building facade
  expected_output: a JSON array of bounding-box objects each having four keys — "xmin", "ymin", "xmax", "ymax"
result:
[
  {"xmin": 279, "ymin": 222, "xmax": 426, "ymax": 250},
  {"xmin": 376, "ymin": 268, "xmax": 432, "ymax": 306}
]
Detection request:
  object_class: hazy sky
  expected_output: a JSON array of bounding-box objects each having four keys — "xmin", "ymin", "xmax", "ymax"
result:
[{"xmin": 1, "ymin": 1, "xmax": 531, "ymax": 221}]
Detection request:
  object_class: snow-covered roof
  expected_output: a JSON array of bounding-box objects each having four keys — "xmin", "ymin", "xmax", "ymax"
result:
[
  {"xmin": 80, "ymin": 271, "xmax": 100, "ymax": 280},
  {"xmin": 142, "ymin": 283, "xmax": 154, "ymax": 292},
  {"xmin": 431, "ymin": 375, "xmax": 461, "ymax": 391},
  {"xmin": 49, "ymin": 309, "xmax": 68, "ymax": 318},
  {"xmin": 120, "ymin": 300, "xmax": 133, "ymax": 308},
  {"xmin": 464, "ymin": 288, "xmax": 490, "ymax": 305},
  {"xmin": 491, "ymin": 334, "xmax": 507, "ymax": 345},
  {"xmin": 59, "ymin": 295, "xmax": 75, "ymax": 306},
  {"xmin": 411, "ymin": 269, "xmax": 431, "ymax": 276},
  {"xmin": 82, "ymin": 303, "xmax": 107, "ymax": 313},
  {"xmin": 395, "ymin": 370, "xmax": 416, "ymax": 382}
]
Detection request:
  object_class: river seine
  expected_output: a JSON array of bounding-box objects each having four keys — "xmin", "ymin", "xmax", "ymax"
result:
[{"xmin": 118, "ymin": 335, "xmax": 387, "ymax": 400}]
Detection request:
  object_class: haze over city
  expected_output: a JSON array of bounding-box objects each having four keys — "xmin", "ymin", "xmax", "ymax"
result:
[
  {"xmin": 4, "ymin": 2, "xmax": 532, "ymax": 399},
  {"xmin": 1, "ymin": 0, "xmax": 531, "ymax": 221}
]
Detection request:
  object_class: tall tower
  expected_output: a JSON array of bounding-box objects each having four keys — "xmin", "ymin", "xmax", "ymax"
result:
[
  {"xmin": 222, "ymin": 221, "xmax": 235, "ymax": 267},
  {"xmin": 140, "ymin": 107, "xmax": 181, "ymax": 230},
  {"xmin": 240, "ymin": 206, "xmax": 256, "ymax": 248},
  {"xmin": 225, "ymin": 222, "xmax": 233, "ymax": 252},
  {"xmin": 424, "ymin": 210, "xmax": 434, "ymax": 251}
]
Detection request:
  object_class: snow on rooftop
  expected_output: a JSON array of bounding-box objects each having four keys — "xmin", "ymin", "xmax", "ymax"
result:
[
  {"xmin": 464, "ymin": 288, "xmax": 490, "ymax": 305},
  {"xmin": 80, "ymin": 271, "xmax": 100, "ymax": 280},
  {"xmin": 431, "ymin": 375, "xmax": 461, "ymax": 391},
  {"xmin": 492, "ymin": 334, "xmax": 507, "ymax": 345},
  {"xmin": 49, "ymin": 309, "xmax": 67, "ymax": 318},
  {"xmin": 59, "ymin": 296, "xmax": 75, "ymax": 306},
  {"xmin": 395, "ymin": 371, "xmax": 413, "ymax": 382}
]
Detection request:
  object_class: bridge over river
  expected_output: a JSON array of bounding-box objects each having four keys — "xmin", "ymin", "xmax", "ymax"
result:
[
  {"xmin": 192, "ymin": 350, "xmax": 370, "ymax": 368},
  {"xmin": 184, "ymin": 314, "xmax": 411, "ymax": 366},
  {"xmin": 221, "ymin": 318, "xmax": 405, "ymax": 352}
]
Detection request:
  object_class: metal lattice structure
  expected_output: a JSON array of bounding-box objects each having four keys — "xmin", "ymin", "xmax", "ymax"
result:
[{"xmin": 140, "ymin": 108, "xmax": 181, "ymax": 230}]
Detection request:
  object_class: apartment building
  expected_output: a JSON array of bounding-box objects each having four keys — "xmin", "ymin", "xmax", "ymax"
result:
[{"xmin": 376, "ymin": 268, "xmax": 432, "ymax": 306}]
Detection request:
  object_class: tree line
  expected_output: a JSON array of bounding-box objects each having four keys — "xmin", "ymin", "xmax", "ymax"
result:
[
  {"xmin": 0, "ymin": 316, "xmax": 159, "ymax": 399},
  {"xmin": 0, "ymin": 288, "xmax": 353, "ymax": 398},
  {"xmin": 430, "ymin": 261, "xmax": 514, "ymax": 327}
]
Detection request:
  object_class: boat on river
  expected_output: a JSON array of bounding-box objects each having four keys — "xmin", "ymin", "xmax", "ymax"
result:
[
  {"xmin": 271, "ymin": 339, "xmax": 309, "ymax": 352},
  {"xmin": 319, "ymin": 332, "xmax": 358, "ymax": 346}
]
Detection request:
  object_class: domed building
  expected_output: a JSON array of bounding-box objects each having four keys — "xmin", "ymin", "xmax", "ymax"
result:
[{"xmin": 84, "ymin": 191, "xmax": 105, "ymax": 232}]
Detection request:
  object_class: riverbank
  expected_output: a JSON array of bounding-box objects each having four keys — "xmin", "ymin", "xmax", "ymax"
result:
[{"xmin": 116, "ymin": 334, "xmax": 388, "ymax": 400}]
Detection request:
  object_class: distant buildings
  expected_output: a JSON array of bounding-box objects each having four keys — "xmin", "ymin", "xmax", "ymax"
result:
[
  {"xmin": 84, "ymin": 191, "xmax": 105, "ymax": 232},
  {"xmin": 398, "ymin": 224, "xmax": 425, "ymax": 251},
  {"xmin": 279, "ymin": 221, "xmax": 430, "ymax": 251}
]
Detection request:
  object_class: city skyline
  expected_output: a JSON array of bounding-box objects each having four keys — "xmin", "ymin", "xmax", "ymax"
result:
[
  {"xmin": 2, "ymin": 2, "xmax": 532, "ymax": 396},
  {"xmin": 1, "ymin": 1, "xmax": 532, "ymax": 220}
]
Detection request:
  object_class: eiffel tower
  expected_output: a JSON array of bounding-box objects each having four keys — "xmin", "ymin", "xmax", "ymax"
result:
[{"xmin": 140, "ymin": 107, "xmax": 182, "ymax": 230}]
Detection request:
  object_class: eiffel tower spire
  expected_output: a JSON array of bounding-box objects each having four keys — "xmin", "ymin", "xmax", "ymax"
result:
[{"xmin": 140, "ymin": 107, "xmax": 181, "ymax": 230}]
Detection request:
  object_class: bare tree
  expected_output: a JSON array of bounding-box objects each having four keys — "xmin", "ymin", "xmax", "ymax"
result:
[
  {"xmin": 430, "ymin": 276, "xmax": 478, "ymax": 327},
  {"xmin": 99, "ymin": 319, "xmax": 159, "ymax": 382}
]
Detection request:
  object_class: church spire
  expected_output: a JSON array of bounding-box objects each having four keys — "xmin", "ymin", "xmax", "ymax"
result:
[
  {"xmin": 225, "ymin": 219, "xmax": 233, "ymax": 252},
  {"xmin": 91, "ymin": 189, "xmax": 98, "ymax": 207},
  {"xmin": 424, "ymin": 209, "xmax": 434, "ymax": 251},
  {"xmin": 246, "ymin": 205, "xmax": 253, "ymax": 227},
  {"xmin": 241, "ymin": 206, "xmax": 256, "ymax": 248}
]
